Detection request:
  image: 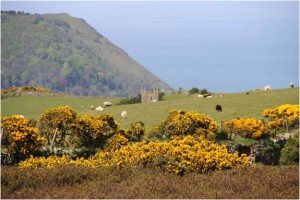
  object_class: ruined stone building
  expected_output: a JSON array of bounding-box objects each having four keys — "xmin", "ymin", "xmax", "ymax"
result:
[{"xmin": 140, "ymin": 87, "xmax": 159, "ymax": 103}]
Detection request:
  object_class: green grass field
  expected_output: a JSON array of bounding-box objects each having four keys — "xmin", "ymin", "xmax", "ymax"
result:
[{"xmin": 1, "ymin": 88, "xmax": 299, "ymax": 129}]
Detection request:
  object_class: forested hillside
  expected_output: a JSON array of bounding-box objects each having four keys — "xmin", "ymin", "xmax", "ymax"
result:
[{"xmin": 1, "ymin": 11, "xmax": 172, "ymax": 97}]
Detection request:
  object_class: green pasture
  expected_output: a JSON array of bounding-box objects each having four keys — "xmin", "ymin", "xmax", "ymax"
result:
[{"xmin": 1, "ymin": 88, "xmax": 299, "ymax": 129}]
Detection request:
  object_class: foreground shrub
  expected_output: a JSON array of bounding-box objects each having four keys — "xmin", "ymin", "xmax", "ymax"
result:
[
  {"xmin": 263, "ymin": 104, "xmax": 299, "ymax": 135},
  {"xmin": 280, "ymin": 135, "xmax": 299, "ymax": 165},
  {"xmin": 1, "ymin": 115, "xmax": 46, "ymax": 162},
  {"xmin": 71, "ymin": 114, "xmax": 121, "ymax": 149},
  {"xmin": 104, "ymin": 133, "xmax": 129, "ymax": 151},
  {"xmin": 255, "ymin": 140, "xmax": 282, "ymax": 165},
  {"xmin": 222, "ymin": 118, "xmax": 266, "ymax": 139},
  {"xmin": 124, "ymin": 121, "xmax": 145, "ymax": 142},
  {"xmin": 19, "ymin": 136, "xmax": 249, "ymax": 175},
  {"xmin": 39, "ymin": 106, "xmax": 78, "ymax": 146},
  {"xmin": 148, "ymin": 110, "xmax": 219, "ymax": 140}
]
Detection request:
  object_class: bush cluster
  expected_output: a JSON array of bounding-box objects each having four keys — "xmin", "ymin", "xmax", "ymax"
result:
[
  {"xmin": 1, "ymin": 86, "xmax": 52, "ymax": 94},
  {"xmin": 19, "ymin": 135, "xmax": 249, "ymax": 175},
  {"xmin": 280, "ymin": 135, "xmax": 299, "ymax": 165},
  {"xmin": 222, "ymin": 118, "xmax": 266, "ymax": 139},
  {"xmin": 148, "ymin": 110, "xmax": 218, "ymax": 140},
  {"xmin": 71, "ymin": 114, "xmax": 120, "ymax": 149},
  {"xmin": 263, "ymin": 104, "xmax": 299, "ymax": 135},
  {"xmin": 3, "ymin": 104, "xmax": 299, "ymax": 174},
  {"xmin": 116, "ymin": 94, "xmax": 141, "ymax": 105},
  {"xmin": 1, "ymin": 115, "xmax": 46, "ymax": 162},
  {"xmin": 39, "ymin": 106, "xmax": 78, "ymax": 146}
]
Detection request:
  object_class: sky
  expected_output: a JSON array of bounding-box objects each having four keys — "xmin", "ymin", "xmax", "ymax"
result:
[{"xmin": 1, "ymin": 1, "xmax": 299, "ymax": 92}]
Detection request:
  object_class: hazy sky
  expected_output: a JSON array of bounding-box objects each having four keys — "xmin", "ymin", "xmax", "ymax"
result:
[{"xmin": 1, "ymin": 1, "xmax": 299, "ymax": 92}]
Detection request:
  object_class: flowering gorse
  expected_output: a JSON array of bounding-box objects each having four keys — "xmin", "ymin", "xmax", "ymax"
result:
[
  {"xmin": 222, "ymin": 118, "xmax": 266, "ymax": 139},
  {"xmin": 263, "ymin": 104, "xmax": 299, "ymax": 135},
  {"xmin": 19, "ymin": 135, "xmax": 249, "ymax": 175},
  {"xmin": 1, "ymin": 115, "xmax": 46, "ymax": 161},
  {"xmin": 148, "ymin": 110, "xmax": 219, "ymax": 140},
  {"xmin": 71, "ymin": 114, "xmax": 120, "ymax": 149},
  {"xmin": 39, "ymin": 106, "xmax": 78, "ymax": 146},
  {"xmin": 124, "ymin": 121, "xmax": 145, "ymax": 142}
]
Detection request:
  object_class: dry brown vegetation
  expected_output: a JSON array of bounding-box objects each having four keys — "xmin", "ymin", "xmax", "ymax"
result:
[{"xmin": 1, "ymin": 165, "xmax": 298, "ymax": 199}]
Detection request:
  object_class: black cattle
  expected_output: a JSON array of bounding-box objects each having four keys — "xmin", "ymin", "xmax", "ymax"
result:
[{"xmin": 216, "ymin": 104, "xmax": 222, "ymax": 112}]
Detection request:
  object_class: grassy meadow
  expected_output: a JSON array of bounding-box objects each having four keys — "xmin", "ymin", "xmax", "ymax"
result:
[{"xmin": 1, "ymin": 88, "xmax": 299, "ymax": 129}]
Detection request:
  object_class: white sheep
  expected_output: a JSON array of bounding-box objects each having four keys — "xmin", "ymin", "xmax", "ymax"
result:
[
  {"xmin": 198, "ymin": 94, "xmax": 204, "ymax": 98},
  {"xmin": 289, "ymin": 82, "xmax": 294, "ymax": 88},
  {"xmin": 121, "ymin": 111, "xmax": 128, "ymax": 119},
  {"xmin": 205, "ymin": 96, "xmax": 212, "ymax": 99},
  {"xmin": 264, "ymin": 85, "xmax": 271, "ymax": 91},
  {"xmin": 96, "ymin": 106, "xmax": 104, "ymax": 111},
  {"xmin": 103, "ymin": 101, "xmax": 112, "ymax": 107}
]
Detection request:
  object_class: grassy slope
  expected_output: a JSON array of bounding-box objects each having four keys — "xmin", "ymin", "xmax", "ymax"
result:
[{"xmin": 1, "ymin": 88, "xmax": 299, "ymax": 129}]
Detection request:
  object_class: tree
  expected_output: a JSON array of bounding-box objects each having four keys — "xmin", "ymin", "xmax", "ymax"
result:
[
  {"xmin": 200, "ymin": 88, "xmax": 208, "ymax": 95},
  {"xmin": 189, "ymin": 87, "xmax": 200, "ymax": 94}
]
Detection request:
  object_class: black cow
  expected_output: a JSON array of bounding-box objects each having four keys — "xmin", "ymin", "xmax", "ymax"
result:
[{"xmin": 216, "ymin": 104, "xmax": 222, "ymax": 112}]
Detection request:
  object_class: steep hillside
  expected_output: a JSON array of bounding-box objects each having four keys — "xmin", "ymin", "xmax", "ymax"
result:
[{"xmin": 1, "ymin": 11, "xmax": 172, "ymax": 97}]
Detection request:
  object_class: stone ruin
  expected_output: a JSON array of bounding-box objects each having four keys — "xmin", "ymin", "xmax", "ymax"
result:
[{"xmin": 140, "ymin": 87, "xmax": 159, "ymax": 103}]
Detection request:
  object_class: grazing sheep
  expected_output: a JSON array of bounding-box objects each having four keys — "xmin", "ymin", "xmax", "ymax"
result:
[
  {"xmin": 198, "ymin": 94, "xmax": 204, "ymax": 98},
  {"xmin": 121, "ymin": 111, "xmax": 128, "ymax": 119},
  {"xmin": 216, "ymin": 105, "xmax": 222, "ymax": 112},
  {"xmin": 103, "ymin": 101, "xmax": 112, "ymax": 108},
  {"xmin": 264, "ymin": 85, "xmax": 271, "ymax": 91},
  {"xmin": 91, "ymin": 105, "xmax": 95, "ymax": 110},
  {"xmin": 289, "ymin": 82, "xmax": 294, "ymax": 88},
  {"xmin": 205, "ymin": 96, "xmax": 212, "ymax": 99},
  {"xmin": 220, "ymin": 94, "xmax": 223, "ymax": 98},
  {"xmin": 96, "ymin": 106, "xmax": 104, "ymax": 111},
  {"xmin": 203, "ymin": 93, "xmax": 211, "ymax": 98}
]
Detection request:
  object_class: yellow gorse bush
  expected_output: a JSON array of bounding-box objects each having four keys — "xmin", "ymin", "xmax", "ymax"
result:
[
  {"xmin": 263, "ymin": 104, "xmax": 299, "ymax": 135},
  {"xmin": 71, "ymin": 114, "xmax": 120, "ymax": 148},
  {"xmin": 222, "ymin": 118, "xmax": 266, "ymax": 139},
  {"xmin": 1, "ymin": 115, "xmax": 46, "ymax": 161},
  {"xmin": 19, "ymin": 135, "xmax": 249, "ymax": 174},
  {"xmin": 149, "ymin": 110, "xmax": 219, "ymax": 140},
  {"xmin": 1, "ymin": 86, "xmax": 52, "ymax": 94},
  {"xmin": 104, "ymin": 133, "xmax": 129, "ymax": 151},
  {"xmin": 39, "ymin": 106, "xmax": 78, "ymax": 146},
  {"xmin": 124, "ymin": 121, "xmax": 145, "ymax": 142}
]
